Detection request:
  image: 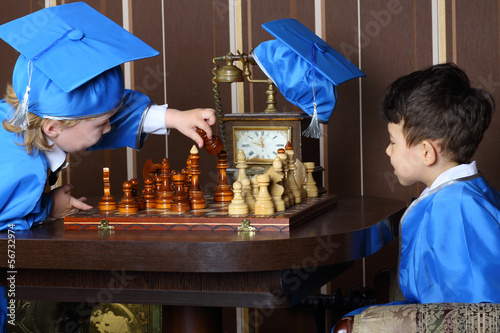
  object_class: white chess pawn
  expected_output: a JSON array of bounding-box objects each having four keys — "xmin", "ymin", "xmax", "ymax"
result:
[
  {"xmin": 241, "ymin": 178, "xmax": 255, "ymax": 212},
  {"xmin": 251, "ymin": 176, "xmax": 260, "ymax": 198},
  {"xmin": 303, "ymin": 162, "xmax": 318, "ymax": 198},
  {"xmin": 277, "ymin": 149, "xmax": 294, "ymax": 206},
  {"xmin": 235, "ymin": 150, "xmax": 249, "ymax": 183},
  {"xmin": 228, "ymin": 181, "xmax": 249, "ymax": 215},
  {"xmin": 285, "ymin": 147, "xmax": 302, "ymax": 204},
  {"xmin": 269, "ymin": 158, "xmax": 286, "ymax": 211},
  {"xmin": 254, "ymin": 174, "xmax": 275, "ymax": 216}
]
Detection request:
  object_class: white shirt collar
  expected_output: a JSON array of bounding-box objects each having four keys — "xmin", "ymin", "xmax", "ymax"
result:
[
  {"xmin": 45, "ymin": 139, "xmax": 68, "ymax": 172},
  {"xmin": 420, "ymin": 161, "xmax": 478, "ymax": 197}
]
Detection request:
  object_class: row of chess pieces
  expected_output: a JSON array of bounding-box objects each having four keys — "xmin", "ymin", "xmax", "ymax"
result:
[{"xmin": 98, "ymin": 130, "xmax": 319, "ymax": 216}]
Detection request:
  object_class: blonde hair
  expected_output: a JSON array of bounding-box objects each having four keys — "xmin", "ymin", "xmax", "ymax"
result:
[{"xmin": 3, "ymin": 84, "xmax": 91, "ymax": 155}]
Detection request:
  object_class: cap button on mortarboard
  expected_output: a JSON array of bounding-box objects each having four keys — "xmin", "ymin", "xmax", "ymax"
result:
[{"xmin": 67, "ymin": 29, "xmax": 84, "ymax": 41}]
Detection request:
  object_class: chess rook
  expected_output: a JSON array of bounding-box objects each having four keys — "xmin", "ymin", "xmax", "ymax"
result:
[{"xmin": 170, "ymin": 170, "xmax": 191, "ymax": 213}]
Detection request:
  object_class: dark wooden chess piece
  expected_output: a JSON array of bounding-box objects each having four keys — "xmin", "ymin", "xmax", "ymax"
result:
[
  {"xmin": 142, "ymin": 178, "xmax": 156, "ymax": 210},
  {"xmin": 130, "ymin": 178, "xmax": 145, "ymax": 210},
  {"xmin": 143, "ymin": 158, "xmax": 161, "ymax": 184},
  {"xmin": 213, "ymin": 150, "xmax": 233, "ymax": 202},
  {"xmin": 156, "ymin": 158, "xmax": 173, "ymax": 210},
  {"xmin": 181, "ymin": 157, "xmax": 192, "ymax": 193},
  {"xmin": 170, "ymin": 170, "xmax": 191, "ymax": 213},
  {"xmin": 197, "ymin": 128, "xmax": 223, "ymax": 155},
  {"xmin": 98, "ymin": 167, "xmax": 117, "ymax": 212},
  {"xmin": 188, "ymin": 145, "xmax": 206, "ymax": 210},
  {"xmin": 118, "ymin": 180, "xmax": 138, "ymax": 214}
]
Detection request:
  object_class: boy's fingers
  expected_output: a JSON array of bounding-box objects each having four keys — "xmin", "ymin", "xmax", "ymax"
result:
[{"xmin": 72, "ymin": 197, "xmax": 92, "ymax": 210}]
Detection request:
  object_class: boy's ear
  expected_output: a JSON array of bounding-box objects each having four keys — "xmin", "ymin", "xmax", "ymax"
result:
[
  {"xmin": 420, "ymin": 140, "xmax": 438, "ymax": 166},
  {"xmin": 43, "ymin": 120, "xmax": 62, "ymax": 138}
]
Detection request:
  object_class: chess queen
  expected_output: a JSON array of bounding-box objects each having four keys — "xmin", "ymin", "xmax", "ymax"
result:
[{"xmin": 0, "ymin": 3, "xmax": 216, "ymax": 231}]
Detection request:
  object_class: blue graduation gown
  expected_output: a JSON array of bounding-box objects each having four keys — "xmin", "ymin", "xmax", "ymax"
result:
[
  {"xmin": 335, "ymin": 174, "xmax": 500, "ymax": 327},
  {"xmin": 399, "ymin": 174, "xmax": 500, "ymax": 303},
  {"xmin": 0, "ymin": 89, "xmax": 152, "ymax": 231}
]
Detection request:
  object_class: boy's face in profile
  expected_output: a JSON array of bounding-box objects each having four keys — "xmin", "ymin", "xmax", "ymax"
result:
[
  {"xmin": 386, "ymin": 121, "xmax": 425, "ymax": 187},
  {"xmin": 44, "ymin": 112, "xmax": 114, "ymax": 153}
]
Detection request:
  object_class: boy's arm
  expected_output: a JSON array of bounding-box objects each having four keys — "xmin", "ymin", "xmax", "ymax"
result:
[
  {"xmin": 0, "ymin": 154, "xmax": 53, "ymax": 230},
  {"xmin": 0, "ymin": 192, "xmax": 53, "ymax": 231},
  {"xmin": 164, "ymin": 108, "xmax": 216, "ymax": 148},
  {"xmin": 90, "ymin": 89, "xmax": 217, "ymax": 151}
]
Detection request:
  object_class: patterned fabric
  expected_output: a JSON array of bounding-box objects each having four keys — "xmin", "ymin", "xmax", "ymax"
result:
[{"xmin": 353, "ymin": 303, "xmax": 500, "ymax": 333}]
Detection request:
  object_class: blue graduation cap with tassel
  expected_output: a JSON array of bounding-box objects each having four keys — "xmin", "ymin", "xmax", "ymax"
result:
[
  {"xmin": 252, "ymin": 18, "xmax": 365, "ymax": 138},
  {"xmin": 0, "ymin": 2, "xmax": 159, "ymax": 130}
]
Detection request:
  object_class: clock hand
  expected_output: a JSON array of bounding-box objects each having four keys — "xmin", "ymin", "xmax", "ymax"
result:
[
  {"xmin": 252, "ymin": 140, "xmax": 264, "ymax": 148},
  {"xmin": 259, "ymin": 136, "xmax": 265, "ymax": 148}
]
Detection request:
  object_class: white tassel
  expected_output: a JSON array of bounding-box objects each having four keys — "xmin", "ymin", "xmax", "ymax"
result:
[
  {"xmin": 11, "ymin": 85, "xmax": 31, "ymax": 130},
  {"xmin": 302, "ymin": 103, "xmax": 323, "ymax": 139},
  {"xmin": 11, "ymin": 61, "xmax": 33, "ymax": 130}
]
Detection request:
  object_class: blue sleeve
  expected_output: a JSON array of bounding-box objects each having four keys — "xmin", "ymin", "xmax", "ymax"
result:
[
  {"xmin": 0, "ymin": 193, "xmax": 53, "ymax": 231},
  {"xmin": 89, "ymin": 89, "xmax": 153, "ymax": 151},
  {"xmin": 0, "ymin": 134, "xmax": 52, "ymax": 230},
  {"xmin": 0, "ymin": 287, "xmax": 6, "ymax": 332}
]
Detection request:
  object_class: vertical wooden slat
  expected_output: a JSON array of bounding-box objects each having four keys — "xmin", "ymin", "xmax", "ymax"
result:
[
  {"xmin": 451, "ymin": 0, "xmax": 457, "ymax": 63},
  {"xmin": 439, "ymin": 0, "xmax": 447, "ymax": 63},
  {"xmin": 122, "ymin": 0, "xmax": 137, "ymax": 180}
]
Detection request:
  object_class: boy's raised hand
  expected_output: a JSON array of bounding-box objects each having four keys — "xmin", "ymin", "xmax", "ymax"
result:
[
  {"xmin": 165, "ymin": 108, "xmax": 217, "ymax": 148},
  {"xmin": 49, "ymin": 184, "xmax": 93, "ymax": 219}
]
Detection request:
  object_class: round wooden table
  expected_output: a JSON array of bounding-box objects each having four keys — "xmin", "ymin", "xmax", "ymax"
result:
[{"xmin": 0, "ymin": 195, "xmax": 406, "ymax": 332}]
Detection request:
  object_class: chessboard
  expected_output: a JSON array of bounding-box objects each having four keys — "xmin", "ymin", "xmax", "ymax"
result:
[
  {"xmin": 63, "ymin": 194, "xmax": 337, "ymax": 232},
  {"xmin": 64, "ymin": 129, "xmax": 335, "ymax": 232}
]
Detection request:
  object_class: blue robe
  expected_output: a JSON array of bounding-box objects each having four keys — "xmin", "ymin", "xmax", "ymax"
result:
[
  {"xmin": 0, "ymin": 89, "xmax": 152, "ymax": 231},
  {"xmin": 399, "ymin": 174, "xmax": 500, "ymax": 303},
  {"xmin": 335, "ymin": 174, "xmax": 500, "ymax": 328}
]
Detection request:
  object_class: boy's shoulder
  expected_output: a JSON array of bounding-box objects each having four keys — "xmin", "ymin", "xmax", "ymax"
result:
[
  {"xmin": 410, "ymin": 175, "xmax": 500, "ymax": 222},
  {"xmin": 433, "ymin": 175, "xmax": 500, "ymax": 204}
]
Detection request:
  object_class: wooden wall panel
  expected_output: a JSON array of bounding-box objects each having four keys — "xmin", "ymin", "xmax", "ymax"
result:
[
  {"xmin": 454, "ymin": 1, "xmax": 500, "ymax": 189},
  {"xmin": 361, "ymin": 1, "xmax": 432, "ymax": 203},
  {"xmin": 160, "ymin": 0, "xmax": 232, "ymax": 191},
  {"xmin": 326, "ymin": 0, "xmax": 362, "ymax": 197},
  {"xmin": 0, "ymin": 2, "xmax": 44, "ymax": 94}
]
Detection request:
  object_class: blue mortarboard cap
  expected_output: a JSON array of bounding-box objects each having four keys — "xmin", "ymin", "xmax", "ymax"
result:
[
  {"xmin": 0, "ymin": 2, "xmax": 159, "ymax": 126},
  {"xmin": 253, "ymin": 19, "xmax": 365, "ymax": 135}
]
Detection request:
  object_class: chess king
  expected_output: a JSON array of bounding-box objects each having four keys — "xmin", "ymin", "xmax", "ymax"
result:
[{"xmin": 0, "ymin": 2, "xmax": 217, "ymax": 231}]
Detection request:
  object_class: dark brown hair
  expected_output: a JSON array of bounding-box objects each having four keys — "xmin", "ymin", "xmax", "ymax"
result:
[{"xmin": 382, "ymin": 63, "xmax": 494, "ymax": 164}]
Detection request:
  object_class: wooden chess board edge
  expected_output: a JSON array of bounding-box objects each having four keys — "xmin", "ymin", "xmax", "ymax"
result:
[
  {"xmin": 64, "ymin": 223, "xmax": 289, "ymax": 232},
  {"xmin": 288, "ymin": 194, "xmax": 338, "ymax": 228},
  {"xmin": 63, "ymin": 194, "xmax": 337, "ymax": 232}
]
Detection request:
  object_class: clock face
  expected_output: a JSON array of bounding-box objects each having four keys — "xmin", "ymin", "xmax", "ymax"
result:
[{"xmin": 233, "ymin": 126, "xmax": 291, "ymax": 164}]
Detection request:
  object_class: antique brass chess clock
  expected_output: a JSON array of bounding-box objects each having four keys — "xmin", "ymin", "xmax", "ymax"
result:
[{"xmin": 213, "ymin": 52, "xmax": 320, "ymax": 171}]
